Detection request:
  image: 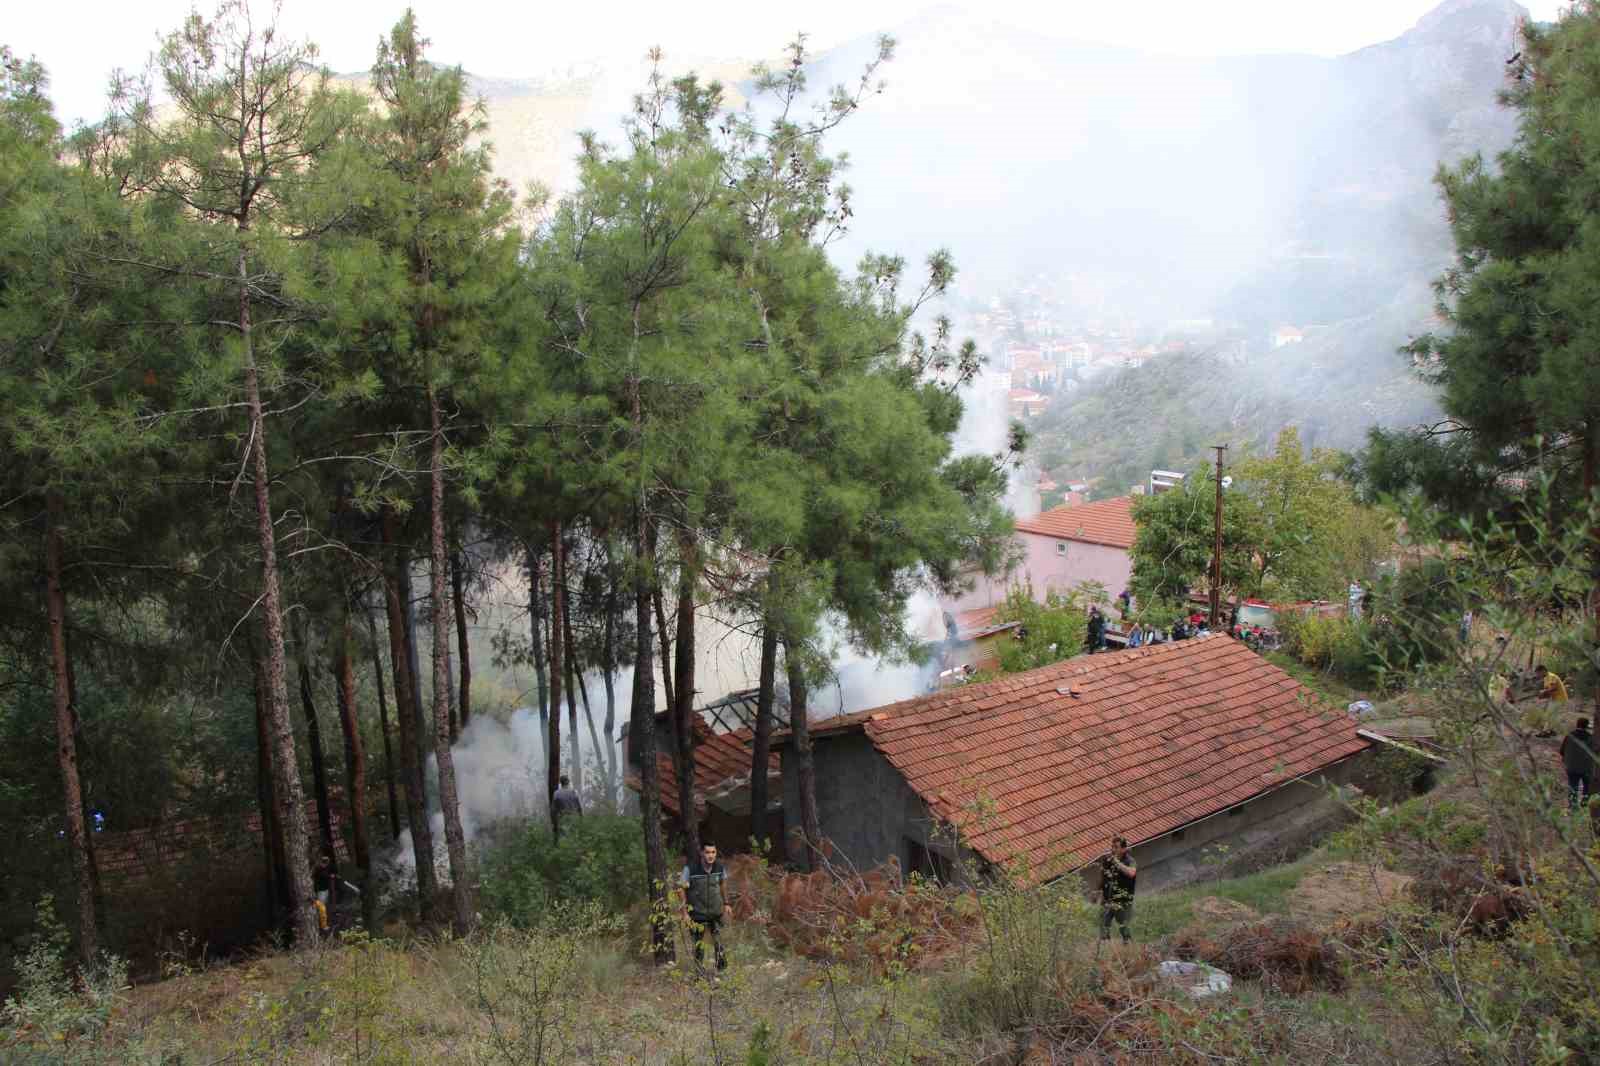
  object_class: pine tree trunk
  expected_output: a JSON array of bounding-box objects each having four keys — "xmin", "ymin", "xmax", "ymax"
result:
[
  {"xmin": 363, "ymin": 604, "xmax": 403, "ymax": 841},
  {"xmin": 253, "ymin": 652, "xmax": 289, "ymax": 924},
  {"xmin": 44, "ymin": 495, "xmax": 97, "ymax": 964},
  {"xmin": 442, "ymin": 598, "xmax": 458, "ymax": 743},
  {"xmin": 671, "ymin": 548, "xmax": 701, "ymax": 862},
  {"xmin": 576, "ymin": 653, "xmax": 605, "ymax": 799},
  {"xmin": 253, "ymin": 660, "xmax": 278, "ymax": 929},
  {"xmin": 785, "ymin": 644, "xmax": 822, "ymax": 871},
  {"xmin": 397, "ymin": 558, "xmax": 426, "ymax": 747},
  {"xmin": 1586, "ymin": 420, "xmax": 1598, "ymax": 714},
  {"xmin": 333, "ymin": 606, "xmax": 373, "ymax": 928},
  {"xmin": 653, "ymin": 586, "xmax": 675, "ymax": 712},
  {"xmin": 561, "ymin": 568, "xmax": 583, "ymax": 798},
  {"xmin": 238, "ymin": 241, "xmax": 317, "ymax": 945},
  {"xmin": 381, "ymin": 509, "xmax": 437, "ymax": 920},
  {"xmin": 602, "ymin": 539, "xmax": 620, "ymax": 806},
  {"xmin": 294, "ymin": 617, "xmax": 337, "ymax": 873},
  {"xmin": 547, "ymin": 519, "xmax": 565, "ymax": 836},
  {"xmin": 632, "ymin": 518, "xmax": 673, "ymax": 964},
  {"xmin": 61, "ymin": 638, "xmax": 103, "ymax": 941},
  {"xmin": 451, "ymin": 549, "xmax": 472, "ymax": 736},
  {"xmin": 527, "ymin": 544, "xmax": 549, "ymax": 735},
  {"xmin": 629, "ymin": 298, "xmax": 671, "ymax": 961},
  {"xmin": 750, "ymin": 617, "xmax": 779, "ymax": 852},
  {"xmin": 564, "ymin": 624, "xmax": 582, "ymax": 795},
  {"xmin": 428, "ymin": 387, "xmax": 473, "ymax": 934}
]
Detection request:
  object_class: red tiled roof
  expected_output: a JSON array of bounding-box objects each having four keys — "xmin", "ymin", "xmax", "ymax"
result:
[
  {"xmin": 629, "ymin": 717, "xmax": 778, "ymax": 819},
  {"xmin": 955, "ymin": 606, "xmax": 1020, "ymax": 641},
  {"xmin": 1014, "ymin": 495, "xmax": 1136, "ymax": 549},
  {"xmin": 800, "ymin": 637, "xmax": 1370, "ymax": 885}
]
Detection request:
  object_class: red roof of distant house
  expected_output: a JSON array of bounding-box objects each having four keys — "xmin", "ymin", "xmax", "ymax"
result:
[
  {"xmin": 1014, "ymin": 495, "xmax": 1137, "ymax": 549},
  {"xmin": 792, "ymin": 637, "xmax": 1369, "ymax": 884}
]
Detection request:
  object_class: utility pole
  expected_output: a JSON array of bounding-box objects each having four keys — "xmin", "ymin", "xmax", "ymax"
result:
[{"xmin": 1210, "ymin": 444, "xmax": 1227, "ymax": 630}]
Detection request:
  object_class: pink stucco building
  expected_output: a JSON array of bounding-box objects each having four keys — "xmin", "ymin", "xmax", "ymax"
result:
[{"xmin": 951, "ymin": 496, "xmax": 1136, "ymax": 611}]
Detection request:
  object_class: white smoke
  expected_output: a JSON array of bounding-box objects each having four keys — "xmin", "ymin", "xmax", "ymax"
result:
[
  {"xmin": 808, "ymin": 589, "xmax": 946, "ymax": 719},
  {"xmin": 385, "ymin": 676, "xmax": 633, "ymax": 887}
]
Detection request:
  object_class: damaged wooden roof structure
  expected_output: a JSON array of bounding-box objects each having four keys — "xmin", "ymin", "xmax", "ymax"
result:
[
  {"xmin": 776, "ymin": 635, "xmax": 1375, "ymax": 888},
  {"xmin": 623, "ymin": 690, "xmax": 782, "ymax": 853}
]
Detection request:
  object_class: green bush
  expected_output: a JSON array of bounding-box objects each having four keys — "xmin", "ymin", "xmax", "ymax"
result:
[
  {"xmin": 993, "ymin": 583, "xmax": 1090, "ymax": 673},
  {"xmin": 478, "ymin": 815, "xmax": 644, "ymax": 926},
  {"xmin": 933, "ymin": 879, "xmax": 1097, "ymax": 1037},
  {"xmin": 1279, "ymin": 613, "xmax": 1375, "ymax": 685},
  {"xmin": 3, "ymin": 895, "xmax": 134, "ymax": 1064}
]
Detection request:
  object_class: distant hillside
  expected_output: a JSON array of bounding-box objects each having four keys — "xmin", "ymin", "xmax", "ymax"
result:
[
  {"xmin": 1029, "ymin": 298, "xmax": 1444, "ymax": 498},
  {"xmin": 332, "ymin": 55, "xmax": 761, "ymax": 200},
  {"xmin": 355, "ymin": 0, "xmax": 1528, "ymax": 484}
]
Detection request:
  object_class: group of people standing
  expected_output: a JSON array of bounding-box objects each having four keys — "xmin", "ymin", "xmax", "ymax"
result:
[{"xmin": 1085, "ymin": 596, "xmax": 1211, "ymax": 655}]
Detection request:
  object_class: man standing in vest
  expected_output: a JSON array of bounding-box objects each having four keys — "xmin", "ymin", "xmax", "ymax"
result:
[
  {"xmin": 1098, "ymin": 835, "xmax": 1137, "ymax": 944},
  {"xmin": 679, "ymin": 842, "xmax": 732, "ymax": 977}
]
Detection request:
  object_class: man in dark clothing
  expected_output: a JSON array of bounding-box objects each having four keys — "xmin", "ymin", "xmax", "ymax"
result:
[
  {"xmin": 1098, "ymin": 835, "xmax": 1137, "ymax": 943},
  {"xmin": 552, "ymin": 774, "xmax": 583, "ymax": 835},
  {"xmin": 679, "ymin": 842, "xmax": 732, "ymax": 976},
  {"xmin": 1560, "ymin": 717, "xmax": 1595, "ymax": 811},
  {"xmin": 1085, "ymin": 607, "xmax": 1106, "ymax": 655}
]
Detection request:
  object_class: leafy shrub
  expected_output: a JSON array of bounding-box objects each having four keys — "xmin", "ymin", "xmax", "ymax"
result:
[
  {"xmin": 993, "ymin": 583, "xmax": 1090, "ymax": 673},
  {"xmin": 2, "ymin": 895, "xmax": 133, "ymax": 1064},
  {"xmin": 463, "ymin": 914, "xmax": 618, "ymax": 1066},
  {"xmin": 478, "ymin": 815, "xmax": 644, "ymax": 926},
  {"xmin": 933, "ymin": 878, "xmax": 1098, "ymax": 1037},
  {"xmin": 1279, "ymin": 612, "xmax": 1375, "ymax": 684}
]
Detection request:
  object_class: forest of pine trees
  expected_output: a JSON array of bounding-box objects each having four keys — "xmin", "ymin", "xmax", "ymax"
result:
[{"xmin": 0, "ymin": 3, "xmax": 1020, "ymax": 967}]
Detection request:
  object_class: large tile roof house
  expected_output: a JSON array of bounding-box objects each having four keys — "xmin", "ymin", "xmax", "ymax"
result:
[
  {"xmin": 1012, "ymin": 494, "xmax": 1137, "ymax": 550},
  {"xmin": 778, "ymin": 635, "xmax": 1374, "ymax": 888},
  {"xmin": 950, "ymin": 496, "xmax": 1138, "ymax": 613}
]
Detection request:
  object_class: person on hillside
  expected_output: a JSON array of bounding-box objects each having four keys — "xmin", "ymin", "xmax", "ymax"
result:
[
  {"xmin": 1535, "ymin": 664, "xmax": 1570, "ymax": 702},
  {"xmin": 679, "ymin": 842, "xmax": 732, "ymax": 977},
  {"xmin": 552, "ymin": 774, "xmax": 583, "ymax": 833},
  {"xmin": 313, "ymin": 851, "xmax": 336, "ymax": 934},
  {"xmin": 1560, "ymin": 717, "xmax": 1595, "ymax": 811},
  {"xmin": 1117, "ymin": 588, "xmax": 1132, "ymax": 617},
  {"xmin": 1099, "ymin": 836, "xmax": 1137, "ymax": 944},
  {"xmin": 1085, "ymin": 607, "xmax": 1106, "ymax": 655}
]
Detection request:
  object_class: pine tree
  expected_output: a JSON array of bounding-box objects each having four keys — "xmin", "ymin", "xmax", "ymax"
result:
[
  {"xmin": 0, "ymin": 50, "xmax": 188, "ymax": 960},
  {"xmin": 113, "ymin": 0, "xmax": 370, "ymax": 945},
  {"xmin": 1359, "ymin": 5, "xmax": 1600, "ymax": 704}
]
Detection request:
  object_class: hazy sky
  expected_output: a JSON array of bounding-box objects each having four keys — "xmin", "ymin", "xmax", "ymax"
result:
[{"xmin": 11, "ymin": 0, "xmax": 1569, "ymax": 127}]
